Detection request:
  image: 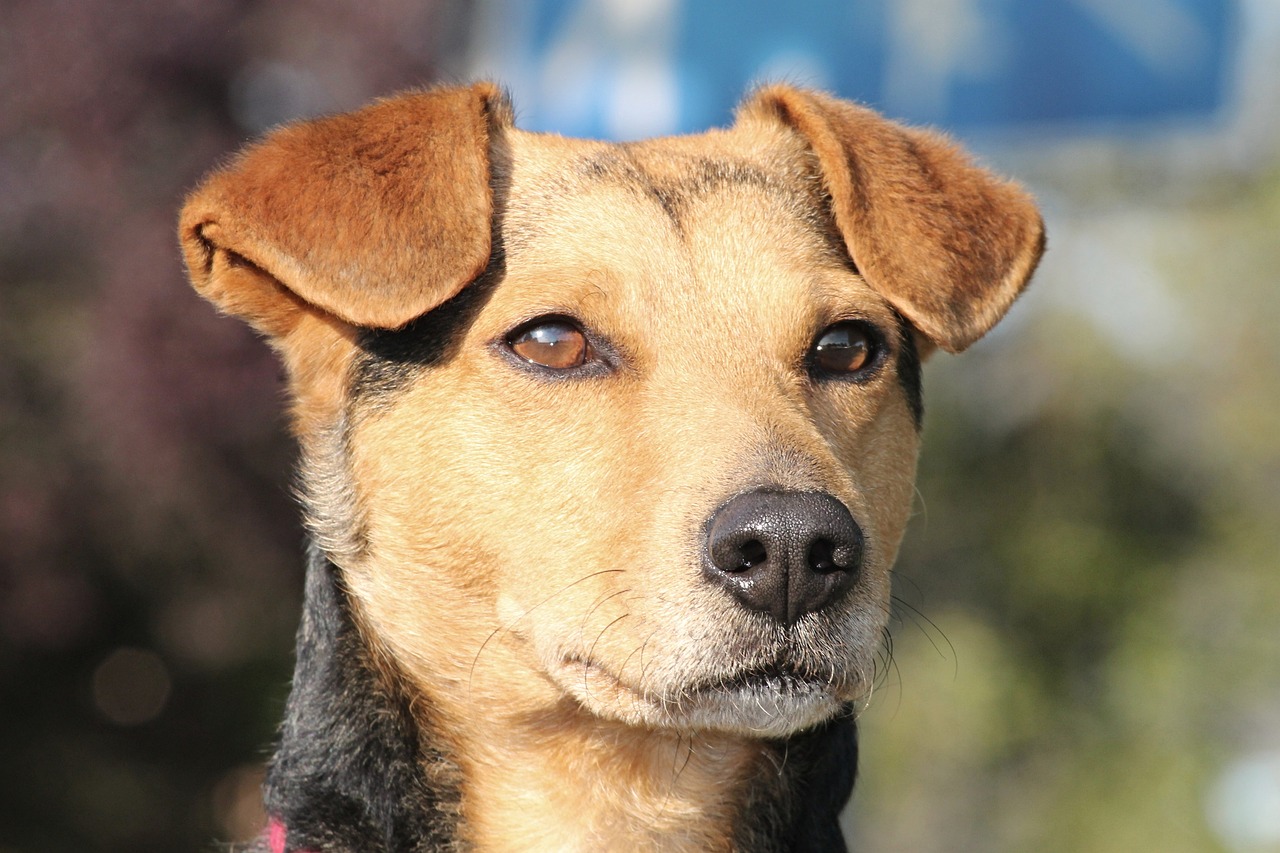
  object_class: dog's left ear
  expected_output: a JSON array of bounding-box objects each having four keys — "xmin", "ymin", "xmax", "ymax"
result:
[{"xmin": 739, "ymin": 86, "xmax": 1044, "ymax": 353}]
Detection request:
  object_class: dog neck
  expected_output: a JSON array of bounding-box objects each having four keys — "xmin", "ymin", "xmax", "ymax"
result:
[{"xmin": 261, "ymin": 548, "xmax": 856, "ymax": 852}]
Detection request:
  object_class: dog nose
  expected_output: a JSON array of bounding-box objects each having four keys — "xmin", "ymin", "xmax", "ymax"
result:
[{"xmin": 704, "ymin": 490, "xmax": 863, "ymax": 625}]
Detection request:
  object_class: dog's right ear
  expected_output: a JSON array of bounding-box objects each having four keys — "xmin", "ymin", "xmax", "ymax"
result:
[{"xmin": 179, "ymin": 82, "xmax": 511, "ymax": 340}]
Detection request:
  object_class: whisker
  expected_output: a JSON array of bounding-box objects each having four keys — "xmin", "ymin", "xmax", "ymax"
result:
[
  {"xmin": 620, "ymin": 626, "xmax": 662, "ymax": 684},
  {"xmin": 890, "ymin": 594, "xmax": 957, "ymax": 679},
  {"xmin": 468, "ymin": 568, "xmax": 627, "ymax": 697},
  {"xmin": 776, "ymin": 739, "xmax": 791, "ymax": 777},
  {"xmin": 577, "ymin": 587, "xmax": 633, "ymax": 644},
  {"xmin": 675, "ymin": 734, "xmax": 695, "ymax": 781},
  {"xmin": 583, "ymin": 614, "xmax": 631, "ymax": 699}
]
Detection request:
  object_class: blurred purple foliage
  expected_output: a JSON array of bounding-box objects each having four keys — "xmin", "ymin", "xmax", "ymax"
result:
[{"xmin": 0, "ymin": 2, "xmax": 459, "ymax": 849}]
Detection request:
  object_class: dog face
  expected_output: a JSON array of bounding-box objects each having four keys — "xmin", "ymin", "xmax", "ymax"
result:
[
  {"xmin": 342, "ymin": 125, "xmax": 924, "ymax": 737},
  {"xmin": 181, "ymin": 84, "xmax": 1042, "ymax": 742}
]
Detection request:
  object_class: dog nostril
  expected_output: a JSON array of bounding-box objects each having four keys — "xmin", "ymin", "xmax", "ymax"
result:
[
  {"xmin": 808, "ymin": 538, "xmax": 839, "ymax": 574},
  {"xmin": 735, "ymin": 539, "xmax": 768, "ymax": 572}
]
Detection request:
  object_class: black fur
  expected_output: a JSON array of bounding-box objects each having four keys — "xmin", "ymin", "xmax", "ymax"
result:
[
  {"xmin": 351, "ymin": 271, "xmax": 502, "ymax": 408},
  {"xmin": 261, "ymin": 547, "xmax": 463, "ymax": 852},
  {"xmin": 895, "ymin": 313, "xmax": 924, "ymax": 430},
  {"xmin": 735, "ymin": 713, "xmax": 858, "ymax": 853}
]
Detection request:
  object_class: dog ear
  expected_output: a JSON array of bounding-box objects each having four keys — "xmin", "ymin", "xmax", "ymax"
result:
[
  {"xmin": 179, "ymin": 82, "xmax": 511, "ymax": 339},
  {"xmin": 739, "ymin": 86, "xmax": 1044, "ymax": 353}
]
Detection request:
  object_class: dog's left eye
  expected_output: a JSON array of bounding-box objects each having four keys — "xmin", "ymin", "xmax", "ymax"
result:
[
  {"xmin": 508, "ymin": 319, "xmax": 592, "ymax": 370},
  {"xmin": 810, "ymin": 321, "xmax": 881, "ymax": 377}
]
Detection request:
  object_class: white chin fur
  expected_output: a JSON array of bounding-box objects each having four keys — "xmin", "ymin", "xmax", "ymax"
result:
[{"xmin": 552, "ymin": 658, "xmax": 846, "ymax": 736}]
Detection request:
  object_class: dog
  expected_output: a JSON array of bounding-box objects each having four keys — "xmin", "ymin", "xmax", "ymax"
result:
[{"xmin": 180, "ymin": 82, "xmax": 1043, "ymax": 852}]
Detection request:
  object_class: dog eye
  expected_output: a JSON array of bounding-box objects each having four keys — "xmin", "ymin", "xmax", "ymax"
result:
[
  {"xmin": 811, "ymin": 321, "xmax": 879, "ymax": 376},
  {"xmin": 508, "ymin": 319, "xmax": 592, "ymax": 370}
]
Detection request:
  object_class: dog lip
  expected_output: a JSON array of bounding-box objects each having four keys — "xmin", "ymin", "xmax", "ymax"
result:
[
  {"xmin": 686, "ymin": 662, "xmax": 832, "ymax": 696},
  {"xmin": 556, "ymin": 656, "xmax": 831, "ymax": 700}
]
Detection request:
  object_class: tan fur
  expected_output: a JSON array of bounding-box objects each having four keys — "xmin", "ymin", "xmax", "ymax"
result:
[{"xmin": 180, "ymin": 82, "xmax": 1043, "ymax": 851}]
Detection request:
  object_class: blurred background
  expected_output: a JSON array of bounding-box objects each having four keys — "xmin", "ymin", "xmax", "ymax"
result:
[{"xmin": 1, "ymin": 1, "xmax": 1277, "ymax": 850}]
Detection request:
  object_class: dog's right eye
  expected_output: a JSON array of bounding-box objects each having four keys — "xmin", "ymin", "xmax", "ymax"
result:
[{"xmin": 507, "ymin": 319, "xmax": 592, "ymax": 370}]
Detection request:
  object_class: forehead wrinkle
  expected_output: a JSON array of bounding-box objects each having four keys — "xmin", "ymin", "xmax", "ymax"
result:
[
  {"xmin": 499, "ymin": 161, "xmax": 674, "ymax": 256},
  {"xmin": 503, "ymin": 135, "xmax": 844, "ymax": 262},
  {"xmin": 572, "ymin": 147, "xmax": 816, "ymax": 236}
]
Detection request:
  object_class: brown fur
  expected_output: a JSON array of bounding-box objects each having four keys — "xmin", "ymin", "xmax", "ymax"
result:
[{"xmin": 180, "ymin": 82, "xmax": 1043, "ymax": 851}]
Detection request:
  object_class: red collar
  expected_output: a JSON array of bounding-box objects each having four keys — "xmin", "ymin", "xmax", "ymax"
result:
[{"xmin": 267, "ymin": 817, "xmax": 316, "ymax": 853}]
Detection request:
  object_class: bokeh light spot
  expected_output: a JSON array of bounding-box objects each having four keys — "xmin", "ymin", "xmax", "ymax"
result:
[{"xmin": 91, "ymin": 647, "xmax": 172, "ymax": 726}]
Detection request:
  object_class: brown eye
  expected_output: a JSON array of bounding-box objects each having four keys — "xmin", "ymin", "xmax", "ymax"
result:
[
  {"xmin": 508, "ymin": 319, "xmax": 591, "ymax": 370},
  {"xmin": 812, "ymin": 322, "xmax": 878, "ymax": 376}
]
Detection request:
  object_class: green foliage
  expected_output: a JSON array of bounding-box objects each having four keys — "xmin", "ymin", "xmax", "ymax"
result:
[{"xmin": 849, "ymin": 164, "xmax": 1280, "ymax": 852}]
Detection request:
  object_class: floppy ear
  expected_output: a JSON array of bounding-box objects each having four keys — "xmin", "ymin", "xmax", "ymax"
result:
[
  {"xmin": 739, "ymin": 86, "xmax": 1044, "ymax": 353},
  {"xmin": 179, "ymin": 82, "xmax": 511, "ymax": 339}
]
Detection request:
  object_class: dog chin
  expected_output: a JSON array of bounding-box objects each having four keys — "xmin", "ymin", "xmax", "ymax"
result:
[
  {"xmin": 666, "ymin": 678, "xmax": 844, "ymax": 736},
  {"xmin": 553, "ymin": 658, "xmax": 847, "ymax": 737}
]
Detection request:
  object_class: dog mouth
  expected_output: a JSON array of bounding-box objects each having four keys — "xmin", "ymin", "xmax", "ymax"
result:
[
  {"xmin": 684, "ymin": 661, "xmax": 833, "ymax": 697},
  {"xmin": 554, "ymin": 656, "xmax": 844, "ymax": 735}
]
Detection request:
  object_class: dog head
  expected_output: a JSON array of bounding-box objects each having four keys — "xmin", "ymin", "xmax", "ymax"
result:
[{"xmin": 181, "ymin": 83, "xmax": 1042, "ymax": 739}]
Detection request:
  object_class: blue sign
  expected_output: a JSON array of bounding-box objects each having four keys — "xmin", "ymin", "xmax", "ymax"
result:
[{"xmin": 467, "ymin": 0, "xmax": 1238, "ymax": 140}]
